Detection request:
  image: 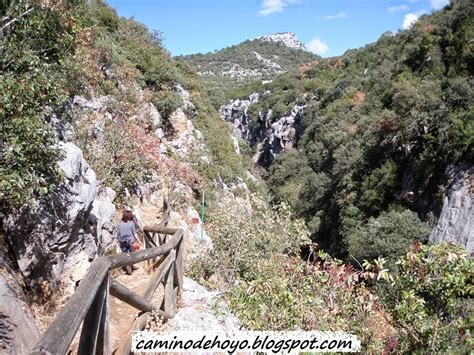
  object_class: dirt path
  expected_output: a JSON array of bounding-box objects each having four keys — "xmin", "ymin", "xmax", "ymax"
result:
[
  {"xmin": 109, "ymin": 200, "xmax": 166, "ymax": 353},
  {"xmin": 109, "ymin": 266, "xmax": 165, "ymax": 353}
]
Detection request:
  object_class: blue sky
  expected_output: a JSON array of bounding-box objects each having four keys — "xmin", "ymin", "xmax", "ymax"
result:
[{"xmin": 105, "ymin": 0, "xmax": 449, "ymax": 57}]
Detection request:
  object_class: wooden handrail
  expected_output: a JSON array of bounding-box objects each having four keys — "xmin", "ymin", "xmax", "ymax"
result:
[
  {"xmin": 31, "ymin": 197, "xmax": 184, "ymax": 355},
  {"xmin": 108, "ymin": 229, "xmax": 182, "ymax": 269}
]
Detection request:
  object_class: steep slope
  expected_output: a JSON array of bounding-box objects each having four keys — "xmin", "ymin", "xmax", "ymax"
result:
[
  {"xmin": 0, "ymin": 1, "xmax": 472, "ymax": 354},
  {"xmin": 177, "ymin": 32, "xmax": 318, "ymax": 106},
  {"xmin": 0, "ymin": 0, "xmax": 245, "ymax": 287},
  {"xmin": 0, "ymin": 1, "xmax": 251, "ymax": 351},
  {"xmin": 219, "ymin": 0, "xmax": 473, "ymax": 256}
]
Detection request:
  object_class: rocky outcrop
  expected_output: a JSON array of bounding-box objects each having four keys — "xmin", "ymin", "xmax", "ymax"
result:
[
  {"xmin": 253, "ymin": 51, "xmax": 283, "ymax": 70},
  {"xmin": 256, "ymin": 32, "xmax": 306, "ymax": 50},
  {"xmin": 219, "ymin": 93, "xmax": 305, "ymax": 167},
  {"xmin": 220, "ymin": 93, "xmax": 259, "ymax": 144},
  {"xmin": 0, "ymin": 275, "xmax": 40, "ymax": 354},
  {"xmin": 430, "ymin": 165, "xmax": 473, "ymax": 255},
  {"xmin": 0, "ymin": 234, "xmax": 39, "ymax": 354},
  {"xmin": 157, "ymin": 277, "xmax": 240, "ymax": 332},
  {"xmin": 2, "ymin": 142, "xmax": 116, "ymax": 290}
]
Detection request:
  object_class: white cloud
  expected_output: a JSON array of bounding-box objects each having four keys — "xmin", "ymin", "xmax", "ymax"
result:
[
  {"xmin": 306, "ymin": 37, "xmax": 329, "ymax": 55},
  {"xmin": 402, "ymin": 12, "xmax": 418, "ymax": 29},
  {"xmin": 388, "ymin": 5, "xmax": 409, "ymax": 12},
  {"xmin": 258, "ymin": 0, "xmax": 301, "ymax": 16},
  {"xmin": 431, "ymin": 0, "xmax": 449, "ymax": 9},
  {"xmin": 317, "ymin": 12, "xmax": 347, "ymax": 20}
]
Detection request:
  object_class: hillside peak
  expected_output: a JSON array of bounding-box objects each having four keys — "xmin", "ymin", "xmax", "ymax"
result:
[{"xmin": 256, "ymin": 32, "xmax": 306, "ymax": 50}]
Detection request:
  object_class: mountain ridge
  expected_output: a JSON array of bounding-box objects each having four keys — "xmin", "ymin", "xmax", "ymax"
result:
[{"xmin": 176, "ymin": 33, "xmax": 318, "ymax": 106}]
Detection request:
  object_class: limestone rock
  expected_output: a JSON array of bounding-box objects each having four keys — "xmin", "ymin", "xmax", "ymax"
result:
[
  {"xmin": 165, "ymin": 277, "xmax": 240, "ymax": 332},
  {"xmin": 430, "ymin": 165, "xmax": 474, "ymax": 254},
  {"xmin": 90, "ymin": 187, "xmax": 116, "ymax": 254},
  {"xmin": 256, "ymin": 32, "xmax": 307, "ymax": 50},
  {"xmin": 147, "ymin": 102, "xmax": 162, "ymax": 127},
  {"xmin": 0, "ymin": 245, "xmax": 39, "ymax": 354},
  {"xmin": 2, "ymin": 142, "xmax": 114, "ymax": 290},
  {"xmin": 169, "ymin": 108, "xmax": 189, "ymax": 138},
  {"xmin": 220, "ymin": 93, "xmax": 304, "ymax": 167},
  {"xmin": 186, "ymin": 206, "xmax": 213, "ymax": 248},
  {"xmin": 73, "ymin": 95, "xmax": 109, "ymax": 111},
  {"xmin": 175, "ymin": 84, "xmax": 195, "ymax": 113}
]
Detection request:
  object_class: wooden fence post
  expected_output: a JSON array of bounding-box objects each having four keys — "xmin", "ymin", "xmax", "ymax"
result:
[
  {"xmin": 161, "ymin": 261, "xmax": 176, "ymax": 316},
  {"xmin": 174, "ymin": 238, "xmax": 184, "ymax": 294},
  {"xmin": 77, "ymin": 276, "xmax": 109, "ymax": 355}
]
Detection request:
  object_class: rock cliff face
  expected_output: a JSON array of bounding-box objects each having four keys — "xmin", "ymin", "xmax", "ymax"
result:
[
  {"xmin": 159, "ymin": 277, "xmax": 240, "ymax": 332},
  {"xmin": 219, "ymin": 93, "xmax": 304, "ymax": 167},
  {"xmin": 430, "ymin": 165, "xmax": 473, "ymax": 255},
  {"xmin": 2, "ymin": 141, "xmax": 116, "ymax": 290}
]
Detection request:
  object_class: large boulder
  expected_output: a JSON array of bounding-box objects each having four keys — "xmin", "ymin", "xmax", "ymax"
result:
[
  {"xmin": 430, "ymin": 165, "xmax": 473, "ymax": 255},
  {"xmin": 2, "ymin": 142, "xmax": 115, "ymax": 290}
]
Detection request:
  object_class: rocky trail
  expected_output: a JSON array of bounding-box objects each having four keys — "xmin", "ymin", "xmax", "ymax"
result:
[
  {"xmin": 106, "ymin": 267, "xmax": 240, "ymax": 353},
  {"xmin": 109, "ymin": 266, "xmax": 164, "ymax": 353},
  {"xmin": 106, "ymin": 200, "xmax": 239, "ymax": 353}
]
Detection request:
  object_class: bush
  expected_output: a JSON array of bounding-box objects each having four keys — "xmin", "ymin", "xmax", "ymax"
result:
[
  {"xmin": 0, "ymin": 4, "xmax": 77, "ymax": 211},
  {"xmin": 151, "ymin": 86, "xmax": 182, "ymax": 119},
  {"xmin": 385, "ymin": 243, "xmax": 473, "ymax": 352},
  {"xmin": 346, "ymin": 208, "xmax": 431, "ymax": 266},
  {"xmin": 187, "ymin": 193, "xmax": 310, "ymax": 286},
  {"xmin": 75, "ymin": 116, "xmax": 156, "ymax": 196}
]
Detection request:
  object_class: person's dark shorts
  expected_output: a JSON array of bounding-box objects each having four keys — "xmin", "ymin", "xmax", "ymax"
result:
[{"xmin": 120, "ymin": 241, "xmax": 133, "ymax": 253}]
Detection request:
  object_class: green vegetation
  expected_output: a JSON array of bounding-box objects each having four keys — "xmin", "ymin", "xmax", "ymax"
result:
[
  {"xmin": 0, "ymin": 0, "xmax": 246, "ymax": 209},
  {"xmin": 245, "ymin": 0, "xmax": 474, "ymax": 260},
  {"xmin": 184, "ymin": 6, "xmax": 473, "ymax": 351},
  {"xmin": 188, "ymin": 194, "xmax": 310, "ymax": 286},
  {"xmin": 178, "ymin": 38, "xmax": 318, "ymax": 108},
  {"xmin": 386, "ymin": 243, "xmax": 473, "ymax": 352},
  {"xmin": 345, "ymin": 207, "xmax": 432, "ymax": 267},
  {"xmin": 2, "ymin": 1, "xmax": 472, "ymax": 353},
  {"xmin": 1, "ymin": 2, "xmax": 78, "ymax": 211},
  {"xmin": 189, "ymin": 192, "xmax": 473, "ymax": 352}
]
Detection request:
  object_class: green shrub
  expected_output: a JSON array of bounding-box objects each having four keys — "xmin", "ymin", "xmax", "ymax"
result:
[
  {"xmin": 151, "ymin": 86, "xmax": 182, "ymax": 119},
  {"xmin": 75, "ymin": 117, "xmax": 154, "ymax": 196},
  {"xmin": 385, "ymin": 243, "xmax": 473, "ymax": 353},
  {"xmin": 346, "ymin": 208, "xmax": 431, "ymax": 267},
  {"xmin": 0, "ymin": 5, "xmax": 77, "ymax": 211},
  {"xmin": 187, "ymin": 193, "xmax": 310, "ymax": 286}
]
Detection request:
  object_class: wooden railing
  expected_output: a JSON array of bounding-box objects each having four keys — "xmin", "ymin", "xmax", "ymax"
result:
[{"xmin": 31, "ymin": 198, "xmax": 184, "ymax": 355}]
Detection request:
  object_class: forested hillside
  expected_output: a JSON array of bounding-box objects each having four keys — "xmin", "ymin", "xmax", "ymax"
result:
[
  {"xmin": 216, "ymin": 0, "xmax": 473, "ymax": 259},
  {"xmin": 188, "ymin": 3, "xmax": 472, "ymax": 352},
  {"xmin": 178, "ymin": 34, "xmax": 318, "ymax": 106}
]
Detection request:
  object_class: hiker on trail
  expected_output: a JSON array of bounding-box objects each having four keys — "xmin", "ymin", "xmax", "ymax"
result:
[{"xmin": 117, "ymin": 207, "xmax": 140, "ymax": 274}]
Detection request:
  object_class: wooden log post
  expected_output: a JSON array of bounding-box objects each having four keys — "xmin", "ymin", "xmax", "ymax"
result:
[
  {"xmin": 108, "ymin": 231, "xmax": 181, "ymax": 270},
  {"xmin": 96, "ymin": 277, "xmax": 109, "ymax": 355},
  {"xmin": 143, "ymin": 249, "xmax": 175, "ymax": 300},
  {"xmin": 161, "ymin": 262, "xmax": 176, "ymax": 316},
  {"xmin": 77, "ymin": 276, "xmax": 109, "ymax": 355},
  {"xmin": 117, "ymin": 250, "xmax": 176, "ymax": 355},
  {"xmin": 174, "ymin": 238, "xmax": 184, "ymax": 294},
  {"xmin": 145, "ymin": 254, "xmax": 167, "ymax": 274},
  {"xmin": 143, "ymin": 227, "xmax": 178, "ymax": 235},
  {"xmin": 31, "ymin": 258, "xmax": 111, "ymax": 355},
  {"xmin": 109, "ymin": 278, "xmax": 171, "ymax": 319}
]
